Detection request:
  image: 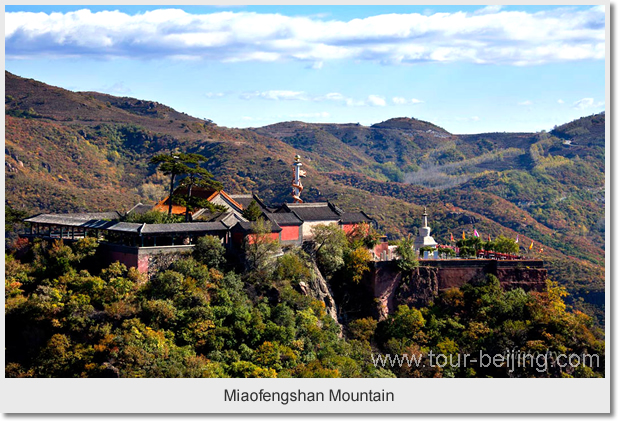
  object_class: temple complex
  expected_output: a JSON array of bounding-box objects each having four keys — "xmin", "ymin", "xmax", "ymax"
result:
[
  {"xmin": 20, "ymin": 155, "xmax": 532, "ymax": 277},
  {"xmin": 21, "ymin": 155, "xmax": 374, "ymax": 274}
]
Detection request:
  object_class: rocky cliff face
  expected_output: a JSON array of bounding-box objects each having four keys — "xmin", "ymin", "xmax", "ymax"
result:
[
  {"xmin": 495, "ymin": 267, "xmax": 547, "ymax": 292},
  {"xmin": 395, "ymin": 267, "xmax": 440, "ymax": 309},
  {"xmin": 369, "ymin": 260, "xmax": 547, "ymax": 320},
  {"xmin": 297, "ymin": 258, "xmax": 342, "ymax": 333},
  {"xmin": 372, "ymin": 264, "xmax": 440, "ymax": 320}
]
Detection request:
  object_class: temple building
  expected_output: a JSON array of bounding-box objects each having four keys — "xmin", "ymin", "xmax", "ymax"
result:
[
  {"xmin": 413, "ymin": 207, "xmax": 438, "ymax": 250},
  {"xmin": 21, "ymin": 155, "xmax": 375, "ymax": 274}
]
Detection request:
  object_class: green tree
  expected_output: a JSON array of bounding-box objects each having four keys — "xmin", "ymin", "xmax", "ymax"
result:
[
  {"xmin": 175, "ymin": 153, "xmax": 222, "ymax": 221},
  {"xmin": 243, "ymin": 218, "xmax": 280, "ymax": 276},
  {"xmin": 419, "ymin": 246, "xmax": 437, "ymax": 254},
  {"xmin": 312, "ymin": 224, "xmax": 348, "ymax": 276},
  {"xmin": 273, "ymin": 251, "xmax": 312, "ymax": 285},
  {"xmin": 491, "ymin": 235, "xmax": 519, "ymax": 254},
  {"xmin": 125, "ymin": 210, "xmax": 184, "ymax": 224},
  {"xmin": 72, "ymin": 237, "xmax": 99, "ymax": 261},
  {"xmin": 384, "ymin": 305, "xmax": 425, "ymax": 340},
  {"xmin": 343, "ymin": 247, "xmax": 372, "ymax": 284},
  {"xmin": 395, "ymin": 235, "xmax": 418, "ymax": 272},
  {"xmin": 242, "ymin": 200, "xmax": 262, "ymax": 222},
  {"xmin": 348, "ymin": 317, "xmax": 378, "ymax": 342},
  {"xmin": 456, "ymin": 236, "xmax": 484, "ymax": 258},
  {"xmin": 5, "ymin": 205, "xmax": 28, "ymax": 233},
  {"xmin": 347, "ymin": 222, "xmax": 381, "ymax": 249},
  {"xmin": 150, "ymin": 151, "xmax": 191, "ymax": 215},
  {"xmin": 193, "ymin": 235, "xmax": 226, "ymax": 269},
  {"xmin": 150, "ymin": 152, "xmax": 221, "ymax": 217}
]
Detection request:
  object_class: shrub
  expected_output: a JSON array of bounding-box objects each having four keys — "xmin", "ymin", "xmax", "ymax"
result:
[
  {"xmin": 348, "ymin": 317, "xmax": 378, "ymax": 342},
  {"xmin": 193, "ymin": 235, "xmax": 226, "ymax": 269},
  {"xmin": 396, "ymin": 236, "xmax": 418, "ymax": 272}
]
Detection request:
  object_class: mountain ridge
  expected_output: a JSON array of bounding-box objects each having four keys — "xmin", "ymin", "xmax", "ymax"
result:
[{"xmin": 4, "ymin": 71, "xmax": 605, "ymax": 324}]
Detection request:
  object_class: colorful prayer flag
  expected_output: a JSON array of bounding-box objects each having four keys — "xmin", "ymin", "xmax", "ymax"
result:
[
  {"xmin": 488, "ymin": 234, "xmax": 492, "ymax": 242},
  {"xmin": 515, "ymin": 234, "xmax": 519, "ymax": 243},
  {"xmin": 462, "ymin": 231, "xmax": 466, "ymax": 240},
  {"xmin": 473, "ymin": 229, "xmax": 479, "ymax": 238},
  {"xmin": 450, "ymin": 232, "xmax": 454, "ymax": 242},
  {"xmin": 529, "ymin": 241, "xmax": 534, "ymax": 250}
]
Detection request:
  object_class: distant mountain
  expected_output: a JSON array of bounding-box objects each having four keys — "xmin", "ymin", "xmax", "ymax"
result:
[{"xmin": 4, "ymin": 71, "xmax": 605, "ymax": 324}]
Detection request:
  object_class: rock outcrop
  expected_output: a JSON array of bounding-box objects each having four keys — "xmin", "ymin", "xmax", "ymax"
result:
[
  {"xmin": 298, "ymin": 259, "xmax": 342, "ymax": 333},
  {"xmin": 395, "ymin": 267, "xmax": 440, "ymax": 309},
  {"xmin": 369, "ymin": 260, "xmax": 547, "ymax": 320}
]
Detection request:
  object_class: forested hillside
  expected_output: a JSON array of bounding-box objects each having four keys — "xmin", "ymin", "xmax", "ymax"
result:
[
  {"xmin": 5, "ymin": 235, "xmax": 604, "ymax": 378},
  {"xmin": 5, "ymin": 71, "xmax": 605, "ymax": 325}
]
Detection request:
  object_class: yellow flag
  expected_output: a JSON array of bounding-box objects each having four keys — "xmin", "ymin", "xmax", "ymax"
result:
[
  {"xmin": 462, "ymin": 231, "xmax": 466, "ymax": 240},
  {"xmin": 529, "ymin": 241, "xmax": 534, "ymax": 250}
]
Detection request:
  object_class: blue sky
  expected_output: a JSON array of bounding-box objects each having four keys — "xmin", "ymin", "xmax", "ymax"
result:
[{"xmin": 5, "ymin": 5, "xmax": 605, "ymax": 133}]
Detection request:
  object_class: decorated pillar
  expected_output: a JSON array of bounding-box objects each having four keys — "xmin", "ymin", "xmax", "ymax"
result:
[{"xmin": 291, "ymin": 154, "xmax": 307, "ymax": 203}]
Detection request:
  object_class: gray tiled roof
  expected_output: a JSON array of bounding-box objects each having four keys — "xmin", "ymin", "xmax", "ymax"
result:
[
  {"xmin": 227, "ymin": 194, "xmax": 254, "ymax": 209},
  {"xmin": 126, "ymin": 203, "xmax": 153, "ymax": 215},
  {"xmin": 25, "ymin": 213, "xmax": 230, "ymax": 235},
  {"xmin": 266, "ymin": 211, "xmax": 303, "ymax": 225},
  {"xmin": 232, "ymin": 220, "xmax": 282, "ymax": 233},
  {"xmin": 228, "ymin": 194, "xmax": 273, "ymax": 212},
  {"xmin": 140, "ymin": 222, "xmax": 229, "ymax": 235},
  {"xmin": 105, "ymin": 222, "xmax": 143, "ymax": 233},
  {"xmin": 340, "ymin": 211, "xmax": 373, "ymax": 224},
  {"xmin": 70, "ymin": 211, "xmax": 123, "ymax": 220},
  {"xmin": 279, "ymin": 202, "xmax": 341, "ymax": 221},
  {"xmin": 23, "ymin": 213, "xmax": 121, "ymax": 227},
  {"xmin": 194, "ymin": 210, "xmax": 248, "ymax": 225},
  {"xmin": 219, "ymin": 212, "xmax": 245, "ymax": 227}
]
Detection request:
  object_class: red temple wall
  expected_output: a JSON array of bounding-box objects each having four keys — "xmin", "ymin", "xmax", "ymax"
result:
[
  {"xmin": 108, "ymin": 250, "xmax": 139, "ymax": 268},
  {"xmin": 245, "ymin": 232, "xmax": 280, "ymax": 244},
  {"xmin": 281, "ymin": 225, "xmax": 300, "ymax": 241},
  {"xmin": 342, "ymin": 223, "xmax": 358, "ymax": 234}
]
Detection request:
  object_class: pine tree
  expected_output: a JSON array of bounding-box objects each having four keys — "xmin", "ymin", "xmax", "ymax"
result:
[{"xmin": 242, "ymin": 200, "xmax": 262, "ymax": 221}]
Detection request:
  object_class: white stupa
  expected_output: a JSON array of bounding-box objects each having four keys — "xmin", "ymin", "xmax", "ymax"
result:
[{"xmin": 414, "ymin": 207, "xmax": 438, "ymax": 250}]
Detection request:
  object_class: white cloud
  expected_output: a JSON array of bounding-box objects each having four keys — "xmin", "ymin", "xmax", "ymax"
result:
[
  {"xmin": 5, "ymin": 7, "xmax": 605, "ymax": 65},
  {"xmin": 367, "ymin": 95, "xmax": 386, "ymax": 107},
  {"xmin": 240, "ymin": 90, "xmax": 308, "ymax": 101},
  {"xmin": 474, "ymin": 5, "xmax": 503, "ymax": 15},
  {"xmin": 205, "ymin": 92, "xmax": 225, "ymax": 98},
  {"xmin": 573, "ymin": 97, "xmax": 604, "ymax": 110},
  {"xmin": 392, "ymin": 97, "xmax": 423, "ymax": 105},
  {"xmin": 557, "ymin": 99, "xmax": 564, "ymax": 104},
  {"xmin": 343, "ymin": 97, "xmax": 366, "ymax": 107},
  {"xmin": 518, "ymin": 100, "xmax": 533, "ymax": 106},
  {"xmin": 239, "ymin": 90, "xmax": 380, "ymax": 107},
  {"xmin": 322, "ymin": 92, "xmax": 346, "ymax": 102}
]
